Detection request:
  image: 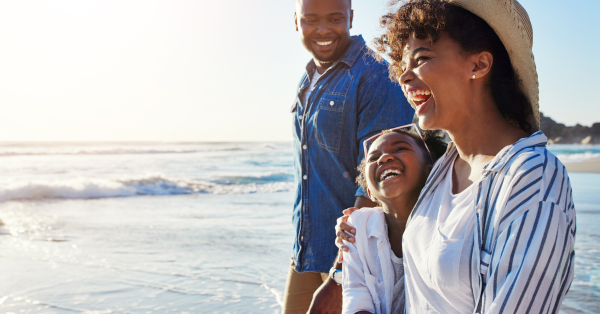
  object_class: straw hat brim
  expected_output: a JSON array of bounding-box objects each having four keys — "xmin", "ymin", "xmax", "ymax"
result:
[{"xmin": 447, "ymin": 0, "xmax": 539, "ymax": 131}]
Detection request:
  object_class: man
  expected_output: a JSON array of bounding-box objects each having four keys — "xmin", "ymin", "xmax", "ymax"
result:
[{"xmin": 284, "ymin": 0, "xmax": 414, "ymax": 312}]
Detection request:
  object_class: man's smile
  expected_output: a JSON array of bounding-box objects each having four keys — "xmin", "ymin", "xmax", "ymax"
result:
[
  {"xmin": 312, "ymin": 38, "xmax": 337, "ymax": 51},
  {"xmin": 316, "ymin": 40, "xmax": 334, "ymax": 46}
]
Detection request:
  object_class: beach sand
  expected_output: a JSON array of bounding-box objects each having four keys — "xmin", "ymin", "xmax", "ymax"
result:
[{"xmin": 565, "ymin": 159, "xmax": 600, "ymax": 173}]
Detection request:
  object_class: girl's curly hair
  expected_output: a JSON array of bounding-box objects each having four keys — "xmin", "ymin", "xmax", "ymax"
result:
[
  {"xmin": 356, "ymin": 128, "xmax": 447, "ymax": 194},
  {"xmin": 374, "ymin": 0, "xmax": 534, "ymax": 134}
]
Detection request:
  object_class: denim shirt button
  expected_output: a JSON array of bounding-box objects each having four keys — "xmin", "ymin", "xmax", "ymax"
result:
[
  {"xmin": 303, "ymin": 175, "xmax": 307, "ymax": 180},
  {"xmin": 329, "ymin": 101, "xmax": 334, "ymax": 106},
  {"xmin": 303, "ymin": 145, "xmax": 307, "ymax": 150}
]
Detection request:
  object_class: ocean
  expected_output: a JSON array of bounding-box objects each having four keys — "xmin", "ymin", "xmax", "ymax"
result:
[{"xmin": 0, "ymin": 142, "xmax": 598, "ymax": 313}]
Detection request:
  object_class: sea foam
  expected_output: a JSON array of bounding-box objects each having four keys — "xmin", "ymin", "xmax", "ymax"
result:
[{"xmin": 0, "ymin": 175, "xmax": 294, "ymax": 201}]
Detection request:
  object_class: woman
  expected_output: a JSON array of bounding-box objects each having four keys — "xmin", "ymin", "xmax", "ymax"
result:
[
  {"xmin": 336, "ymin": 1, "xmax": 576, "ymax": 313},
  {"xmin": 342, "ymin": 127, "xmax": 446, "ymax": 314}
]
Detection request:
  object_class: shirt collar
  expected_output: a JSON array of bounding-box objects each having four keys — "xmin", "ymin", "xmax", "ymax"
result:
[
  {"xmin": 483, "ymin": 131, "xmax": 548, "ymax": 172},
  {"xmin": 305, "ymin": 35, "xmax": 366, "ymax": 77}
]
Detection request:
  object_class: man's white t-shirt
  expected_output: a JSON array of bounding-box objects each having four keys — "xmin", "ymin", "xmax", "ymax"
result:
[
  {"xmin": 403, "ymin": 157, "xmax": 478, "ymax": 313},
  {"xmin": 301, "ymin": 69, "xmax": 322, "ymax": 107}
]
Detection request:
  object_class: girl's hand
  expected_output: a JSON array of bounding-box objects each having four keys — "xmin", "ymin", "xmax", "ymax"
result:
[{"xmin": 335, "ymin": 207, "xmax": 359, "ymax": 262}]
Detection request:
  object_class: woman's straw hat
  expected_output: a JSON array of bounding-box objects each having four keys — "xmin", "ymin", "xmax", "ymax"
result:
[{"xmin": 448, "ymin": 0, "xmax": 540, "ymax": 131}]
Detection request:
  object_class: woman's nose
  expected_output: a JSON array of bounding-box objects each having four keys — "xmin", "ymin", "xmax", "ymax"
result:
[{"xmin": 399, "ymin": 67, "xmax": 414, "ymax": 85}]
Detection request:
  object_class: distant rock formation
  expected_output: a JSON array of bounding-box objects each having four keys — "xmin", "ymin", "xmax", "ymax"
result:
[
  {"xmin": 412, "ymin": 113, "xmax": 599, "ymax": 145},
  {"xmin": 540, "ymin": 113, "xmax": 600, "ymax": 145}
]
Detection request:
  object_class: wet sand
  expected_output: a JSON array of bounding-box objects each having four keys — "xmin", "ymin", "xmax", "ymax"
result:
[{"xmin": 565, "ymin": 159, "xmax": 600, "ymax": 173}]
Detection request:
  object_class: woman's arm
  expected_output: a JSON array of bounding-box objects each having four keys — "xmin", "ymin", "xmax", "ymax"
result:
[
  {"xmin": 335, "ymin": 208, "xmax": 359, "ymax": 262},
  {"xmin": 481, "ymin": 201, "xmax": 575, "ymax": 313},
  {"xmin": 481, "ymin": 152, "xmax": 576, "ymax": 313}
]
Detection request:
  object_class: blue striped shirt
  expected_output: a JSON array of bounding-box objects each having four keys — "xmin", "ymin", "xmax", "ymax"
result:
[{"xmin": 406, "ymin": 131, "xmax": 576, "ymax": 313}]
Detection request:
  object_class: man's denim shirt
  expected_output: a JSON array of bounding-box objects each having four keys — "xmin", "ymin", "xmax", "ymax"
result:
[{"xmin": 291, "ymin": 35, "xmax": 414, "ymax": 273}]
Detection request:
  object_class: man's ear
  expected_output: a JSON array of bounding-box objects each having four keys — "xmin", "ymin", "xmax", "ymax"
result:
[
  {"xmin": 470, "ymin": 51, "xmax": 493, "ymax": 80},
  {"xmin": 294, "ymin": 12, "xmax": 298, "ymax": 31},
  {"xmin": 349, "ymin": 9, "xmax": 353, "ymax": 29}
]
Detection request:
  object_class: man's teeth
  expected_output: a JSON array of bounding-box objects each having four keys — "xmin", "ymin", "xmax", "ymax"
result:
[
  {"xmin": 316, "ymin": 41, "xmax": 333, "ymax": 46},
  {"xmin": 380, "ymin": 169, "xmax": 401, "ymax": 181},
  {"xmin": 408, "ymin": 90, "xmax": 431, "ymax": 98}
]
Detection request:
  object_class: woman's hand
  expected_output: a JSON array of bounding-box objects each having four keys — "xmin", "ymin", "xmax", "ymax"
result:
[{"xmin": 335, "ymin": 207, "xmax": 359, "ymax": 262}]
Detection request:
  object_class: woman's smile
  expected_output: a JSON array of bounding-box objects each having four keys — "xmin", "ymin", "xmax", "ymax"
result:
[{"xmin": 405, "ymin": 88, "xmax": 433, "ymax": 115}]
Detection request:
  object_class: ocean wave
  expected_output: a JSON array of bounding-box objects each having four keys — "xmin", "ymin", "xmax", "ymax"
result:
[
  {"xmin": 0, "ymin": 175, "xmax": 294, "ymax": 202},
  {"xmin": 555, "ymin": 152, "xmax": 600, "ymax": 163},
  {"xmin": 0, "ymin": 148, "xmax": 206, "ymax": 156},
  {"xmin": 0, "ymin": 143, "xmax": 287, "ymax": 157},
  {"xmin": 210, "ymin": 172, "xmax": 293, "ymax": 184}
]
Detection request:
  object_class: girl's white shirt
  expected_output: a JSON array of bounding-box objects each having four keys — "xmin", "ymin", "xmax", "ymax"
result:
[{"xmin": 342, "ymin": 207, "xmax": 403, "ymax": 314}]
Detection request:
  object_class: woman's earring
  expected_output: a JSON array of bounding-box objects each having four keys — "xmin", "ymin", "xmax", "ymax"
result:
[{"xmin": 472, "ymin": 74, "xmax": 476, "ymax": 79}]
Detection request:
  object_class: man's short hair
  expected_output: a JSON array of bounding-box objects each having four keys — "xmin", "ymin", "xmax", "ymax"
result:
[{"xmin": 295, "ymin": 0, "xmax": 351, "ymax": 9}]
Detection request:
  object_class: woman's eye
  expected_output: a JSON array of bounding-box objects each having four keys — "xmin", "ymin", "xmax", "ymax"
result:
[
  {"xmin": 416, "ymin": 56, "xmax": 429, "ymax": 65},
  {"xmin": 330, "ymin": 18, "xmax": 341, "ymax": 22},
  {"xmin": 395, "ymin": 147, "xmax": 406, "ymax": 153},
  {"xmin": 368, "ymin": 156, "xmax": 379, "ymax": 162}
]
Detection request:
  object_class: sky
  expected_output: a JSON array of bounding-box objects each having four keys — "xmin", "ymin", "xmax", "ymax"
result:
[{"xmin": 0, "ymin": 0, "xmax": 598, "ymax": 142}]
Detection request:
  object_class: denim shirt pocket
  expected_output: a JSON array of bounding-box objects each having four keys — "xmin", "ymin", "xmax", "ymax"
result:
[{"xmin": 314, "ymin": 94, "xmax": 346, "ymax": 153}]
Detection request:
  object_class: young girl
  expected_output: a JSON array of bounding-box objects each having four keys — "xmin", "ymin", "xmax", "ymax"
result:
[{"xmin": 341, "ymin": 126, "xmax": 446, "ymax": 314}]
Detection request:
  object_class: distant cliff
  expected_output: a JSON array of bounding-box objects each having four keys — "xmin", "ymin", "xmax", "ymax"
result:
[{"xmin": 541, "ymin": 113, "xmax": 600, "ymax": 145}]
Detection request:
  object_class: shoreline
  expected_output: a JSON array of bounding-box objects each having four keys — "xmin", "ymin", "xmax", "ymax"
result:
[{"xmin": 564, "ymin": 159, "xmax": 600, "ymax": 173}]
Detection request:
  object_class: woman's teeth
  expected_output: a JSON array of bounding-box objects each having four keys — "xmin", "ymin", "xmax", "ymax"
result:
[
  {"xmin": 380, "ymin": 169, "xmax": 401, "ymax": 182},
  {"xmin": 408, "ymin": 90, "xmax": 431, "ymax": 98}
]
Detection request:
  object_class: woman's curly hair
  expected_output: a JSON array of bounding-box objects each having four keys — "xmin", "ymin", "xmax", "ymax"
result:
[
  {"xmin": 356, "ymin": 128, "xmax": 447, "ymax": 194},
  {"xmin": 374, "ymin": 0, "xmax": 534, "ymax": 133}
]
